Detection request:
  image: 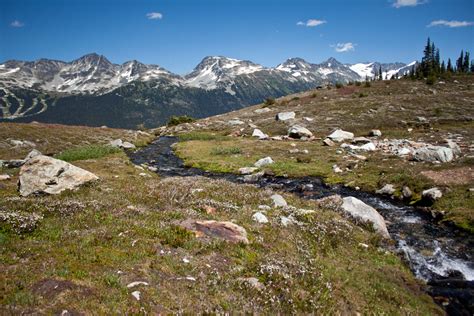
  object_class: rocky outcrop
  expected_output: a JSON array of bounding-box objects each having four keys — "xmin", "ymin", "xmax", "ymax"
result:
[
  {"xmin": 341, "ymin": 197, "xmax": 390, "ymax": 238},
  {"xmin": 18, "ymin": 155, "xmax": 99, "ymax": 196}
]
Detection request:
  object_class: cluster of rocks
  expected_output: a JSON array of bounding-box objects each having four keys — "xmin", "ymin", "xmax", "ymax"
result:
[
  {"xmin": 110, "ymin": 139, "xmax": 136, "ymax": 149},
  {"xmin": 375, "ymin": 138, "xmax": 461, "ymax": 163}
]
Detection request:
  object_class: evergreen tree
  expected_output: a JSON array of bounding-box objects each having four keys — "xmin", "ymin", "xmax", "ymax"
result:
[
  {"xmin": 463, "ymin": 52, "xmax": 470, "ymax": 73},
  {"xmin": 378, "ymin": 66, "xmax": 382, "ymax": 80},
  {"xmin": 471, "ymin": 60, "xmax": 474, "ymax": 73},
  {"xmin": 440, "ymin": 61, "xmax": 446, "ymax": 74},
  {"xmin": 447, "ymin": 58, "xmax": 453, "ymax": 72},
  {"xmin": 456, "ymin": 50, "xmax": 464, "ymax": 73},
  {"xmin": 434, "ymin": 48, "xmax": 440, "ymax": 73}
]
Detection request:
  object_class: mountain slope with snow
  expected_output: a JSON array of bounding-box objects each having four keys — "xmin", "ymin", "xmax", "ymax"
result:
[{"xmin": 0, "ymin": 53, "xmax": 415, "ymax": 127}]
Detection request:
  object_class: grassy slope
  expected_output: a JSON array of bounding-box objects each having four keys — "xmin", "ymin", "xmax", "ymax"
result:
[
  {"xmin": 173, "ymin": 76, "xmax": 474, "ymax": 231},
  {"xmin": 0, "ymin": 123, "xmax": 440, "ymax": 314}
]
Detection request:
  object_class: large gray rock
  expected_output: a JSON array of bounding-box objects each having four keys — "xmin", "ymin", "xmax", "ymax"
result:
[
  {"xmin": 422, "ymin": 188, "xmax": 442, "ymax": 202},
  {"xmin": 239, "ymin": 167, "xmax": 258, "ymax": 175},
  {"xmin": 288, "ymin": 125, "xmax": 313, "ymax": 139},
  {"xmin": 341, "ymin": 197, "xmax": 390, "ymax": 238},
  {"xmin": 18, "ymin": 155, "xmax": 99, "ymax": 196},
  {"xmin": 252, "ymin": 129, "xmax": 268, "ymax": 139},
  {"xmin": 110, "ymin": 139, "xmax": 136, "ymax": 149},
  {"xmin": 276, "ymin": 111, "xmax": 295, "ymax": 121},
  {"xmin": 271, "ymin": 194, "xmax": 287, "ymax": 207},
  {"xmin": 328, "ymin": 129, "xmax": 354, "ymax": 142},
  {"xmin": 413, "ymin": 146, "xmax": 454, "ymax": 163},
  {"xmin": 376, "ymin": 184, "xmax": 395, "ymax": 195},
  {"xmin": 254, "ymin": 157, "xmax": 274, "ymax": 168}
]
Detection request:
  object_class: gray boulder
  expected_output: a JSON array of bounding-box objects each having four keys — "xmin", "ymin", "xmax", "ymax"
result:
[
  {"xmin": 252, "ymin": 129, "xmax": 268, "ymax": 139},
  {"xmin": 252, "ymin": 212, "xmax": 269, "ymax": 224},
  {"xmin": 239, "ymin": 167, "xmax": 258, "ymax": 175},
  {"xmin": 341, "ymin": 197, "xmax": 390, "ymax": 238},
  {"xmin": 254, "ymin": 157, "xmax": 274, "ymax": 168},
  {"xmin": 422, "ymin": 188, "xmax": 442, "ymax": 202},
  {"xmin": 19, "ymin": 155, "xmax": 99, "ymax": 196},
  {"xmin": 271, "ymin": 194, "xmax": 287, "ymax": 207},
  {"xmin": 328, "ymin": 129, "xmax": 354, "ymax": 142},
  {"xmin": 288, "ymin": 125, "xmax": 313, "ymax": 139},
  {"xmin": 376, "ymin": 184, "xmax": 395, "ymax": 195},
  {"xmin": 276, "ymin": 111, "xmax": 295, "ymax": 121},
  {"xmin": 413, "ymin": 146, "xmax": 454, "ymax": 163}
]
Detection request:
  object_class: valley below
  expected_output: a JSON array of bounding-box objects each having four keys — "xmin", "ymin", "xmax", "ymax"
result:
[{"xmin": 1, "ymin": 76, "xmax": 473, "ymax": 314}]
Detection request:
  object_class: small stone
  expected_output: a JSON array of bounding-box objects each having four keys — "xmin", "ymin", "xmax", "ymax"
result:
[
  {"xmin": 243, "ymin": 171, "xmax": 265, "ymax": 183},
  {"xmin": 252, "ymin": 212, "xmax": 269, "ymax": 224},
  {"xmin": 422, "ymin": 188, "xmax": 442, "ymax": 202},
  {"xmin": 376, "ymin": 184, "xmax": 395, "ymax": 195},
  {"xmin": 333, "ymin": 165, "xmax": 343, "ymax": 173},
  {"xmin": 239, "ymin": 277, "xmax": 264, "ymax": 290},
  {"xmin": 239, "ymin": 167, "xmax": 258, "ymax": 175},
  {"xmin": 280, "ymin": 215, "xmax": 297, "ymax": 227},
  {"xmin": 121, "ymin": 141, "xmax": 136, "ymax": 149},
  {"xmin": 180, "ymin": 220, "xmax": 249, "ymax": 244},
  {"xmin": 127, "ymin": 281, "xmax": 149, "ymax": 288},
  {"xmin": 288, "ymin": 125, "xmax": 313, "ymax": 139},
  {"xmin": 402, "ymin": 186, "xmax": 412, "ymax": 199},
  {"xmin": 327, "ymin": 129, "xmax": 354, "ymax": 142},
  {"xmin": 0, "ymin": 174, "xmax": 11, "ymax": 181},
  {"xmin": 323, "ymin": 138, "xmax": 335, "ymax": 147},
  {"xmin": 271, "ymin": 194, "xmax": 287, "ymax": 207},
  {"xmin": 252, "ymin": 129, "xmax": 268, "ymax": 139},
  {"xmin": 228, "ymin": 119, "xmax": 245, "ymax": 125},
  {"xmin": 370, "ymin": 129, "xmax": 382, "ymax": 137},
  {"xmin": 254, "ymin": 157, "xmax": 274, "ymax": 168},
  {"xmin": 131, "ymin": 291, "xmax": 141, "ymax": 301},
  {"xmin": 276, "ymin": 111, "xmax": 296, "ymax": 121}
]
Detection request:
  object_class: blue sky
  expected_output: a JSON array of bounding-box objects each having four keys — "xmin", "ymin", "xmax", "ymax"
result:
[{"xmin": 1, "ymin": 0, "xmax": 473, "ymax": 74}]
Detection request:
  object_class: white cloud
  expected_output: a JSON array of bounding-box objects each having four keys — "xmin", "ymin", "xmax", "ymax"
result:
[
  {"xmin": 296, "ymin": 19, "xmax": 326, "ymax": 27},
  {"xmin": 428, "ymin": 20, "xmax": 474, "ymax": 28},
  {"xmin": 332, "ymin": 42, "xmax": 355, "ymax": 53},
  {"xmin": 10, "ymin": 20, "xmax": 24, "ymax": 27},
  {"xmin": 146, "ymin": 12, "xmax": 163, "ymax": 20},
  {"xmin": 392, "ymin": 0, "xmax": 426, "ymax": 8}
]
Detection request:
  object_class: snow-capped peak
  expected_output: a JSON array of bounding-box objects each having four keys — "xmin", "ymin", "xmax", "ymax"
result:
[{"xmin": 184, "ymin": 56, "xmax": 264, "ymax": 90}]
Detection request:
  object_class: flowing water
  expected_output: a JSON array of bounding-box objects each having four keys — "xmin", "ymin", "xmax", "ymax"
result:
[{"xmin": 128, "ymin": 136, "xmax": 474, "ymax": 314}]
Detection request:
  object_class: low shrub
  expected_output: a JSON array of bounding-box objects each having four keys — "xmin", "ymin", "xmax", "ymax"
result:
[
  {"xmin": 55, "ymin": 145, "xmax": 120, "ymax": 162},
  {"xmin": 335, "ymin": 82, "xmax": 343, "ymax": 89},
  {"xmin": 263, "ymin": 98, "xmax": 275, "ymax": 106},
  {"xmin": 167, "ymin": 115, "xmax": 196, "ymax": 126},
  {"xmin": 211, "ymin": 147, "xmax": 242, "ymax": 155}
]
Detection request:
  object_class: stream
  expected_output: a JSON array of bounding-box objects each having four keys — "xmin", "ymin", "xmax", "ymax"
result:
[{"xmin": 128, "ymin": 136, "xmax": 474, "ymax": 314}]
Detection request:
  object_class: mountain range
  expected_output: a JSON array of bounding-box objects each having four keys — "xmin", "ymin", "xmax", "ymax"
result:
[{"xmin": 0, "ymin": 53, "xmax": 415, "ymax": 128}]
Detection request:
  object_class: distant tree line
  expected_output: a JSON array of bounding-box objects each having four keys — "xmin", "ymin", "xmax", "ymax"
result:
[{"xmin": 406, "ymin": 38, "xmax": 473, "ymax": 83}]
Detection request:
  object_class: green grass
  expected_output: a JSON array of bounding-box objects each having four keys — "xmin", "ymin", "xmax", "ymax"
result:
[
  {"xmin": 55, "ymin": 145, "xmax": 121, "ymax": 162},
  {"xmin": 210, "ymin": 146, "xmax": 242, "ymax": 155}
]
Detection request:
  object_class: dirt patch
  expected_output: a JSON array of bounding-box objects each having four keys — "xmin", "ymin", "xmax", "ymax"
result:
[
  {"xmin": 421, "ymin": 167, "xmax": 474, "ymax": 186},
  {"xmin": 32, "ymin": 279, "xmax": 92, "ymax": 300}
]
